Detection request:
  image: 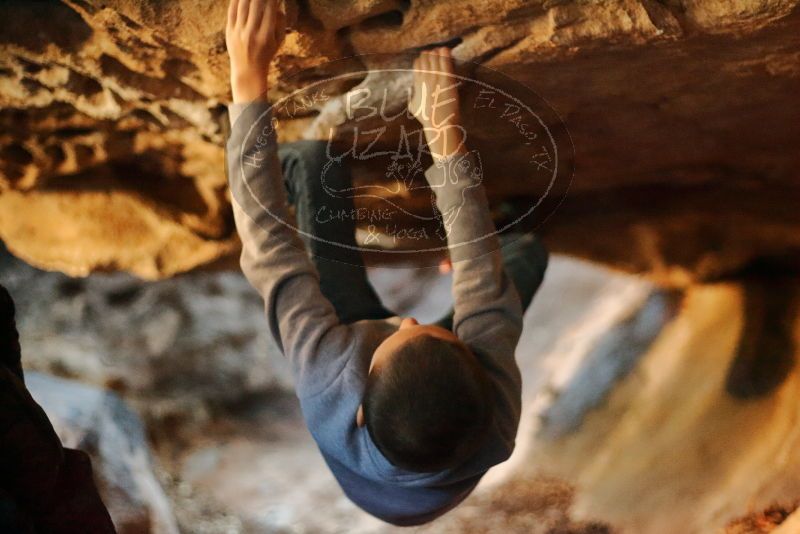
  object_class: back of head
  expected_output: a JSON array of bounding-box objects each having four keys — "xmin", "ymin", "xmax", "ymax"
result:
[{"xmin": 364, "ymin": 333, "xmax": 493, "ymax": 472}]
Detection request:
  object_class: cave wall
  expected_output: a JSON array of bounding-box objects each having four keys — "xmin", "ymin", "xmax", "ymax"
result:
[{"xmin": 0, "ymin": 0, "xmax": 798, "ymax": 282}]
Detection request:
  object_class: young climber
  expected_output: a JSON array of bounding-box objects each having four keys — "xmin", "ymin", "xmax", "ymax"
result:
[{"xmin": 225, "ymin": 0, "xmax": 548, "ymax": 525}]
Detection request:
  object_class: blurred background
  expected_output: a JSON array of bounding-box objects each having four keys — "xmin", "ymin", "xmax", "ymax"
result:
[{"xmin": 1, "ymin": 0, "xmax": 799, "ymax": 532}]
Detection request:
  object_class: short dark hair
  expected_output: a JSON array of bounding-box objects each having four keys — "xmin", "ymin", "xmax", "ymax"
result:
[{"xmin": 363, "ymin": 334, "xmax": 493, "ymax": 472}]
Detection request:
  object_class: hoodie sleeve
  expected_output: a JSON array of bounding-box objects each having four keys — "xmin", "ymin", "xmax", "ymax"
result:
[
  {"xmin": 227, "ymin": 102, "xmax": 352, "ymax": 396},
  {"xmin": 424, "ymin": 151, "xmax": 523, "ymax": 449}
]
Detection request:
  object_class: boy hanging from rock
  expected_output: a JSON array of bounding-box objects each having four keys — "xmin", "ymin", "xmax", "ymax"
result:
[{"xmin": 225, "ymin": 0, "xmax": 548, "ymax": 524}]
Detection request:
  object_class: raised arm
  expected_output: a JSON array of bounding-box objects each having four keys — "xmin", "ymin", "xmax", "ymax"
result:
[
  {"xmin": 410, "ymin": 49, "xmax": 524, "ymax": 443},
  {"xmin": 226, "ymin": 0, "xmax": 348, "ymax": 394}
]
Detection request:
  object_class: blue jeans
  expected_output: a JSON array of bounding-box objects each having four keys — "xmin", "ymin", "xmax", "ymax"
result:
[{"xmin": 278, "ymin": 141, "xmax": 549, "ymax": 326}]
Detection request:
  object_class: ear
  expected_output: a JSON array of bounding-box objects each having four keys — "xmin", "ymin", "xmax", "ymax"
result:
[{"xmin": 356, "ymin": 404, "xmax": 365, "ymax": 427}]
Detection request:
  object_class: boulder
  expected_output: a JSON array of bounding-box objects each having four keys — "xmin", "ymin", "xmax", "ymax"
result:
[
  {"xmin": 0, "ymin": 0, "xmax": 797, "ymax": 282},
  {"xmin": 0, "ymin": 246, "xmax": 293, "ymax": 428}
]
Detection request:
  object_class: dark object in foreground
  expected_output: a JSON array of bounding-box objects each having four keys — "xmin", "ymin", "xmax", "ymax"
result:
[
  {"xmin": 726, "ymin": 275, "xmax": 797, "ymax": 399},
  {"xmin": 0, "ymin": 285, "xmax": 116, "ymax": 534}
]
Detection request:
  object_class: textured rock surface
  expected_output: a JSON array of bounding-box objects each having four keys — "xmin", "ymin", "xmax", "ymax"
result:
[
  {"xmin": 525, "ymin": 277, "xmax": 800, "ymax": 534},
  {"xmin": 0, "ymin": 244, "xmax": 293, "ymax": 426},
  {"xmin": 0, "ymin": 0, "xmax": 798, "ymax": 281}
]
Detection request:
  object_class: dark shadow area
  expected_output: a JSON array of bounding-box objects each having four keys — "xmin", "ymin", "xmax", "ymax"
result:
[
  {"xmin": 0, "ymin": 0, "xmax": 92, "ymax": 53},
  {"xmin": 41, "ymin": 150, "xmax": 209, "ymax": 219},
  {"xmin": 726, "ymin": 260, "xmax": 799, "ymax": 399}
]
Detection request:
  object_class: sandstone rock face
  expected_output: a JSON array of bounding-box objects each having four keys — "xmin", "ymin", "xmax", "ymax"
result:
[
  {"xmin": 525, "ymin": 277, "xmax": 800, "ymax": 534},
  {"xmin": 0, "ymin": 0, "xmax": 798, "ymax": 281}
]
